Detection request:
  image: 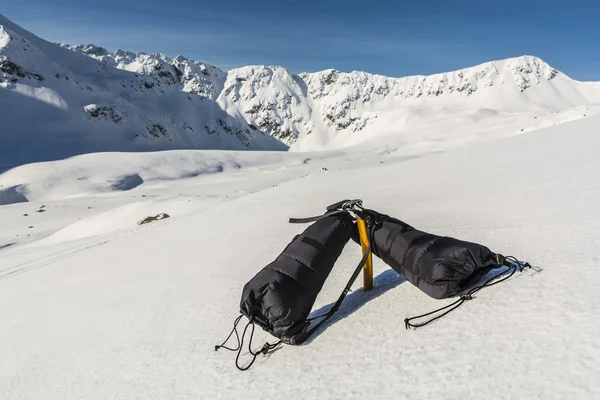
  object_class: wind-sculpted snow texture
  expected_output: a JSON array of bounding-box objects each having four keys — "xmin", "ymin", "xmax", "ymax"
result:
[{"xmin": 2, "ymin": 13, "xmax": 600, "ymax": 169}]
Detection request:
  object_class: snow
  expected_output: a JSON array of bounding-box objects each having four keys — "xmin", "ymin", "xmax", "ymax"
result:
[
  {"xmin": 2, "ymin": 14, "xmax": 600, "ymax": 170},
  {"xmin": 0, "ymin": 14, "xmax": 284, "ymax": 170},
  {"xmin": 1, "ymin": 114, "xmax": 600, "ymax": 398},
  {"xmin": 0, "ymin": 26, "xmax": 10, "ymax": 48},
  {"xmin": 2, "ymin": 12, "xmax": 600, "ymax": 399}
]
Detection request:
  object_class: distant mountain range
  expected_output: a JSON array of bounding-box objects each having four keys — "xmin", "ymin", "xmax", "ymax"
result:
[{"xmin": 2, "ymin": 13, "xmax": 600, "ymax": 169}]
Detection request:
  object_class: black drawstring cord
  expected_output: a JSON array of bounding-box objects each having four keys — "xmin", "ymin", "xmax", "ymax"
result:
[
  {"xmin": 214, "ymin": 314, "xmax": 243, "ymax": 352},
  {"xmin": 215, "ymin": 315, "xmax": 281, "ymax": 371},
  {"xmin": 235, "ymin": 320, "xmax": 257, "ymax": 371},
  {"xmin": 404, "ymin": 255, "xmax": 531, "ymax": 329},
  {"xmin": 235, "ymin": 319, "xmax": 281, "ymax": 371},
  {"xmin": 404, "ymin": 294, "xmax": 474, "ymax": 329}
]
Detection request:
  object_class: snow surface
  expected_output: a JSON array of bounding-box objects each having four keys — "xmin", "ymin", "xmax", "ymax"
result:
[
  {"xmin": 2, "ymin": 11, "xmax": 600, "ymax": 400},
  {"xmin": 2, "ymin": 14, "xmax": 600, "ymax": 170},
  {"xmin": 1, "ymin": 113, "xmax": 600, "ymax": 399}
]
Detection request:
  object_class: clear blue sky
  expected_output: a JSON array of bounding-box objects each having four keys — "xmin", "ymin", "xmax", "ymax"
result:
[{"xmin": 1, "ymin": 0, "xmax": 599, "ymax": 80}]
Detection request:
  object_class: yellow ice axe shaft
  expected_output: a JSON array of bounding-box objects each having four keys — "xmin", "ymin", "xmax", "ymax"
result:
[{"xmin": 356, "ymin": 217, "xmax": 373, "ymax": 291}]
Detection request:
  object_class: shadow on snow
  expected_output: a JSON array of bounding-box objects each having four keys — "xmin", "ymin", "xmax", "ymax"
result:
[{"xmin": 303, "ymin": 269, "xmax": 406, "ymax": 344}]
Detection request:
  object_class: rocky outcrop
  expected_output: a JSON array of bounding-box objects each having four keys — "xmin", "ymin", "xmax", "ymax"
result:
[{"xmin": 84, "ymin": 104, "xmax": 125, "ymax": 124}]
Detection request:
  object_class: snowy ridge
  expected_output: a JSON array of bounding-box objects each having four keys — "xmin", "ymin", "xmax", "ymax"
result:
[
  {"xmin": 0, "ymin": 14, "xmax": 284, "ymax": 171},
  {"xmin": 303, "ymin": 56, "xmax": 559, "ymax": 101},
  {"xmin": 2, "ymin": 13, "xmax": 600, "ymax": 168},
  {"xmin": 63, "ymin": 44, "xmax": 227, "ymax": 100},
  {"xmin": 300, "ymin": 57, "xmax": 552, "ymax": 132}
]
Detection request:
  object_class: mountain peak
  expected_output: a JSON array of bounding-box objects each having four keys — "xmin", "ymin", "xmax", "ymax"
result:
[
  {"xmin": 470, "ymin": 54, "xmax": 558, "ymax": 80},
  {"xmin": 1, "ymin": 13, "xmax": 599, "ymax": 169}
]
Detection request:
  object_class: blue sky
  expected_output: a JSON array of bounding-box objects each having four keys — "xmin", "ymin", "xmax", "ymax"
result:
[{"xmin": 1, "ymin": 0, "xmax": 599, "ymax": 80}]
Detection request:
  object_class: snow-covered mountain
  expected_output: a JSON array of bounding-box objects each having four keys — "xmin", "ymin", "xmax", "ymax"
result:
[{"xmin": 2, "ymin": 13, "xmax": 600, "ymax": 169}]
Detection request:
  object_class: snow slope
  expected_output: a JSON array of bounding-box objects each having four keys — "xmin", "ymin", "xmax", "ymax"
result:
[
  {"xmin": 1, "ymin": 114, "xmax": 599, "ymax": 399},
  {"xmin": 0, "ymin": 14, "xmax": 287, "ymax": 171},
  {"xmin": 2, "ymin": 14, "xmax": 600, "ymax": 169}
]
